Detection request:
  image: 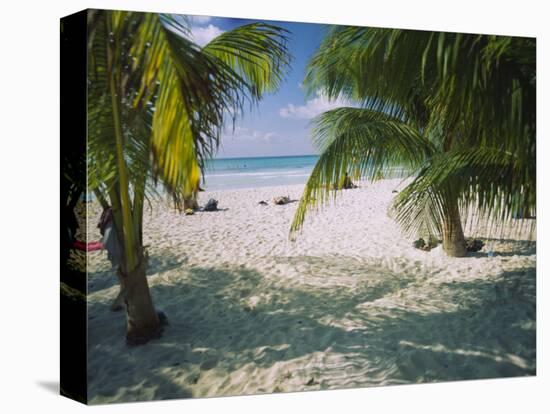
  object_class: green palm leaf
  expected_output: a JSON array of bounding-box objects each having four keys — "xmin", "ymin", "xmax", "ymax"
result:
[
  {"xmin": 393, "ymin": 146, "xmax": 535, "ymax": 239},
  {"xmin": 203, "ymin": 23, "xmax": 290, "ymax": 99},
  {"xmin": 290, "ymin": 107, "xmax": 434, "ymax": 234}
]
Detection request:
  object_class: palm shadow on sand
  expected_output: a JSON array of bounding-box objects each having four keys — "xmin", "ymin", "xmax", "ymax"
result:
[
  {"xmin": 87, "ymin": 259, "xmax": 535, "ymax": 402},
  {"xmin": 87, "ymin": 251, "xmax": 188, "ymax": 293},
  {"xmin": 467, "ymin": 238, "xmax": 536, "ymax": 258}
]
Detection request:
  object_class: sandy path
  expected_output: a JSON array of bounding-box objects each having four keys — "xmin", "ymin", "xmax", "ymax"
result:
[{"xmin": 85, "ymin": 179, "xmax": 536, "ymax": 403}]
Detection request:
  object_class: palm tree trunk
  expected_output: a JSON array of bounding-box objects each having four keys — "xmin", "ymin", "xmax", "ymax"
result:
[
  {"xmin": 119, "ymin": 256, "xmax": 161, "ymax": 345},
  {"xmin": 441, "ymin": 199, "xmax": 467, "ymax": 257},
  {"xmin": 107, "ymin": 20, "xmax": 160, "ymax": 344}
]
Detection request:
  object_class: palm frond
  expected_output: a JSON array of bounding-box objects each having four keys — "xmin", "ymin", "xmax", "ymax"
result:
[
  {"xmin": 306, "ymin": 27, "xmax": 535, "ymax": 153},
  {"xmin": 304, "ymin": 27, "xmax": 435, "ymax": 126},
  {"xmin": 203, "ymin": 23, "xmax": 290, "ymax": 100},
  {"xmin": 152, "ymin": 18, "xmax": 290, "ymax": 199},
  {"xmin": 87, "ymin": 11, "xmax": 159, "ymax": 201},
  {"xmin": 427, "ymin": 34, "xmax": 536, "ymax": 153},
  {"xmin": 392, "ymin": 146, "xmax": 535, "ymax": 239},
  {"xmin": 290, "ymin": 107, "xmax": 434, "ymax": 234}
]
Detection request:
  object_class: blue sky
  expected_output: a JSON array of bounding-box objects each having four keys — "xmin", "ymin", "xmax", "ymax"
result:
[{"xmin": 186, "ymin": 15, "xmax": 347, "ymax": 159}]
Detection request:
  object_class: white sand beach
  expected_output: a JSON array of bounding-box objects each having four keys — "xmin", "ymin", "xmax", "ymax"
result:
[{"xmin": 85, "ymin": 179, "xmax": 536, "ymax": 404}]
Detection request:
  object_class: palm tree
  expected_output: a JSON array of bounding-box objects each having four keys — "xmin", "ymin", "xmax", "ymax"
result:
[
  {"xmin": 291, "ymin": 27, "xmax": 535, "ymax": 257},
  {"xmin": 87, "ymin": 10, "xmax": 289, "ymax": 344}
]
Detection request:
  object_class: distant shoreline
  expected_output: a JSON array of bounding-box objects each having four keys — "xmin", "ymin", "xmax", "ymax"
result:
[
  {"xmin": 213, "ymin": 153, "xmax": 318, "ymax": 161},
  {"xmin": 204, "ymin": 154, "xmax": 319, "ymax": 191},
  {"xmin": 203, "ymin": 154, "xmax": 409, "ymax": 191}
]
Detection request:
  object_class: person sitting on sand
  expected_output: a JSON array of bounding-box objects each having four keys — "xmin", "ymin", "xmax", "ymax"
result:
[{"xmin": 333, "ymin": 172, "xmax": 357, "ymax": 190}]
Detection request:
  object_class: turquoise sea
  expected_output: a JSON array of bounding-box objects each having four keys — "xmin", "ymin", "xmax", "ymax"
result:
[{"xmin": 204, "ymin": 155, "xmax": 319, "ymax": 191}]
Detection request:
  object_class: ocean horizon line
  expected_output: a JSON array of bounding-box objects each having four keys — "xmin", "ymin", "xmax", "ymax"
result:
[{"xmin": 213, "ymin": 153, "xmax": 318, "ymax": 161}]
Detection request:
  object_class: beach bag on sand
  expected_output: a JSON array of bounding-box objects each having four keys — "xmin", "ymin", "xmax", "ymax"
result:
[
  {"xmin": 273, "ymin": 195, "xmax": 290, "ymax": 205},
  {"xmin": 203, "ymin": 198, "xmax": 218, "ymax": 211}
]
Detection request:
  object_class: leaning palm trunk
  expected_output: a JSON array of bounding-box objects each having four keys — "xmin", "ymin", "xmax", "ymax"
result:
[
  {"xmin": 108, "ymin": 202, "xmax": 161, "ymax": 344},
  {"xmin": 119, "ymin": 254, "xmax": 161, "ymax": 345},
  {"xmin": 107, "ymin": 197, "xmax": 160, "ymax": 342},
  {"xmin": 441, "ymin": 199, "xmax": 467, "ymax": 257},
  {"xmin": 107, "ymin": 24, "xmax": 161, "ymax": 343}
]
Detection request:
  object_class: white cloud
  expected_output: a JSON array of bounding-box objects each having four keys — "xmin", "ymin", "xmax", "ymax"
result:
[
  {"xmin": 223, "ymin": 127, "xmax": 283, "ymax": 143},
  {"xmin": 190, "ymin": 15, "xmax": 212, "ymax": 24},
  {"xmin": 191, "ymin": 24, "xmax": 224, "ymax": 47},
  {"xmin": 217, "ymin": 126, "xmax": 314, "ymax": 158},
  {"xmin": 279, "ymin": 91, "xmax": 349, "ymax": 120},
  {"xmin": 263, "ymin": 132, "xmax": 281, "ymax": 143}
]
